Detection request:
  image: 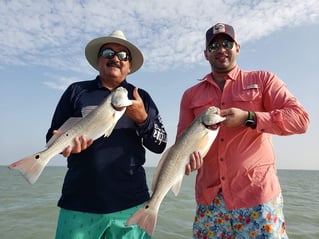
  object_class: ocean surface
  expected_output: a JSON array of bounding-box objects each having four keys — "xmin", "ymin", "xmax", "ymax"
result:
[{"xmin": 1, "ymin": 166, "xmax": 319, "ymax": 239}]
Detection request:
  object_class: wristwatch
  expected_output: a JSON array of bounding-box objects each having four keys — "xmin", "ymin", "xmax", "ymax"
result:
[{"xmin": 244, "ymin": 111, "xmax": 257, "ymax": 129}]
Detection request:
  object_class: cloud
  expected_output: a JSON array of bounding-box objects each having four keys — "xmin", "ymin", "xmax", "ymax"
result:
[
  {"xmin": 1, "ymin": 0, "xmax": 318, "ymax": 88},
  {"xmin": 43, "ymin": 75, "xmax": 81, "ymax": 90}
]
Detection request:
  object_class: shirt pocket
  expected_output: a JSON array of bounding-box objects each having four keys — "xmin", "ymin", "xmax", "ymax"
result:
[
  {"xmin": 231, "ymin": 84, "xmax": 262, "ymax": 110},
  {"xmin": 246, "ymin": 163, "xmax": 276, "ymax": 188}
]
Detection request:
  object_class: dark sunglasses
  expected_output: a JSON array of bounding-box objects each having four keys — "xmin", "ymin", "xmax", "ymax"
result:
[
  {"xmin": 99, "ymin": 48, "xmax": 131, "ymax": 61},
  {"xmin": 207, "ymin": 40, "xmax": 234, "ymax": 52}
]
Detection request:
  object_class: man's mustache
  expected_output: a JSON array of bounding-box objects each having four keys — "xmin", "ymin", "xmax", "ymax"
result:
[{"xmin": 107, "ymin": 61, "xmax": 121, "ymax": 68}]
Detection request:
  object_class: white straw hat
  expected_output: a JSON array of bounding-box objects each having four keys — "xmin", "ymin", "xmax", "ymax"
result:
[{"xmin": 85, "ymin": 30, "xmax": 144, "ymax": 74}]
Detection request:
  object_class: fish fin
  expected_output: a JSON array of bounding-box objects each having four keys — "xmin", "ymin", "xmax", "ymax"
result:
[
  {"xmin": 126, "ymin": 202, "xmax": 158, "ymax": 237},
  {"xmin": 103, "ymin": 125, "xmax": 116, "ymax": 137},
  {"xmin": 102, "ymin": 112, "xmax": 117, "ymax": 137},
  {"xmin": 171, "ymin": 176, "xmax": 183, "ymax": 196},
  {"xmin": 8, "ymin": 152, "xmax": 49, "ymax": 184},
  {"xmin": 198, "ymin": 131, "xmax": 217, "ymax": 158},
  {"xmin": 81, "ymin": 105, "xmax": 97, "ymax": 117},
  {"xmin": 46, "ymin": 117, "xmax": 82, "ymax": 147},
  {"xmin": 103, "ymin": 110, "xmax": 126, "ymax": 137},
  {"xmin": 151, "ymin": 147, "xmax": 172, "ymax": 191}
]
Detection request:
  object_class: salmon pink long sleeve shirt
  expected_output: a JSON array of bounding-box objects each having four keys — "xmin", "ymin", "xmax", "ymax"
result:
[{"xmin": 177, "ymin": 66, "xmax": 309, "ymax": 210}]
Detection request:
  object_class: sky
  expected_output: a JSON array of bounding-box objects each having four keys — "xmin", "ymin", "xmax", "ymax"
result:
[{"xmin": 1, "ymin": 0, "xmax": 318, "ymax": 170}]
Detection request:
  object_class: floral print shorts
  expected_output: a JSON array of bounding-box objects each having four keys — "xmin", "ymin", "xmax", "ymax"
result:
[{"xmin": 193, "ymin": 193, "xmax": 288, "ymax": 239}]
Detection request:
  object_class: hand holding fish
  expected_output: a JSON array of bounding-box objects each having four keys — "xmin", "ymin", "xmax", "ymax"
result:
[
  {"xmin": 53, "ymin": 130, "xmax": 94, "ymax": 157},
  {"xmin": 185, "ymin": 151, "xmax": 203, "ymax": 176},
  {"xmin": 125, "ymin": 87, "xmax": 148, "ymax": 125},
  {"xmin": 220, "ymin": 107, "xmax": 248, "ymax": 127}
]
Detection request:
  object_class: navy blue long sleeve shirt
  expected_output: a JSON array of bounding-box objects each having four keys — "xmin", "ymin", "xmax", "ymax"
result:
[{"xmin": 46, "ymin": 77, "xmax": 167, "ymax": 213}]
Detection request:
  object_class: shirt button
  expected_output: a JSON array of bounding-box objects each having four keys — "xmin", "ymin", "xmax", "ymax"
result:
[
  {"xmin": 221, "ymin": 176, "xmax": 225, "ymax": 180},
  {"xmin": 221, "ymin": 102, "xmax": 225, "ymax": 106},
  {"xmin": 220, "ymin": 138, "xmax": 224, "ymax": 142},
  {"xmin": 220, "ymin": 158, "xmax": 224, "ymax": 161}
]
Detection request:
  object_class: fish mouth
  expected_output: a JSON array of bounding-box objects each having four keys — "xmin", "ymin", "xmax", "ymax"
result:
[
  {"xmin": 204, "ymin": 123, "xmax": 221, "ymax": 130},
  {"xmin": 111, "ymin": 104, "xmax": 126, "ymax": 111}
]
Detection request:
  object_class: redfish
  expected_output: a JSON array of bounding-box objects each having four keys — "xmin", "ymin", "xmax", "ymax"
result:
[
  {"xmin": 8, "ymin": 86, "xmax": 132, "ymax": 184},
  {"xmin": 126, "ymin": 106, "xmax": 225, "ymax": 236}
]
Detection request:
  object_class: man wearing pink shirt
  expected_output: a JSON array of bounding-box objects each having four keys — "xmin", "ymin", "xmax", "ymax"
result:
[{"xmin": 178, "ymin": 23, "xmax": 309, "ymax": 238}]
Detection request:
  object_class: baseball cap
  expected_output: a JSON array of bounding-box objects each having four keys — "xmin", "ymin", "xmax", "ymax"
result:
[{"xmin": 206, "ymin": 23, "xmax": 237, "ymax": 47}]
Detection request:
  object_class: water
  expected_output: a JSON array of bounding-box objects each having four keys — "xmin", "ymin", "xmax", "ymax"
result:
[{"xmin": 1, "ymin": 166, "xmax": 318, "ymax": 239}]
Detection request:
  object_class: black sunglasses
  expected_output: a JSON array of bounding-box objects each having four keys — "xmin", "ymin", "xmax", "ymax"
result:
[
  {"xmin": 99, "ymin": 48, "xmax": 131, "ymax": 61},
  {"xmin": 207, "ymin": 40, "xmax": 234, "ymax": 52}
]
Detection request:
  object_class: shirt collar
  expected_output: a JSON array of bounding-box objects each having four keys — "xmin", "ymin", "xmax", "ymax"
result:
[
  {"xmin": 225, "ymin": 65, "xmax": 240, "ymax": 81},
  {"xmin": 95, "ymin": 75, "xmax": 128, "ymax": 89},
  {"xmin": 202, "ymin": 65, "xmax": 240, "ymax": 82}
]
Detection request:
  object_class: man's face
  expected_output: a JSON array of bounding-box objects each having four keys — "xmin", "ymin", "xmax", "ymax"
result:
[
  {"xmin": 204, "ymin": 34, "xmax": 240, "ymax": 73},
  {"xmin": 97, "ymin": 43, "xmax": 132, "ymax": 79}
]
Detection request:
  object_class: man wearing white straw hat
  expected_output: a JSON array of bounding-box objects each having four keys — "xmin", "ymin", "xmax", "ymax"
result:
[{"xmin": 47, "ymin": 30, "xmax": 167, "ymax": 239}]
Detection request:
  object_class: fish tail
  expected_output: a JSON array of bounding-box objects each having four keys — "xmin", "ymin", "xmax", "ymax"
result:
[
  {"xmin": 126, "ymin": 203, "xmax": 158, "ymax": 237},
  {"xmin": 8, "ymin": 152, "xmax": 49, "ymax": 184}
]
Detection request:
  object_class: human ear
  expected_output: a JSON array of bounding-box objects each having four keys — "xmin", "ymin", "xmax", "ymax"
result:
[
  {"xmin": 204, "ymin": 50, "xmax": 209, "ymax": 60},
  {"xmin": 236, "ymin": 44, "xmax": 240, "ymax": 55}
]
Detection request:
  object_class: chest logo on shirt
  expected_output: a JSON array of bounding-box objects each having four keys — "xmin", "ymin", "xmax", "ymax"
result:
[{"xmin": 246, "ymin": 84, "xmax": 259, "ymax": 89}]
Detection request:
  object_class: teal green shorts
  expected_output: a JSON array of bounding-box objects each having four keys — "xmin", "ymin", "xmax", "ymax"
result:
[{"xmin": 55, "ymin": 205, "xmax": 151, "ymax": 239}]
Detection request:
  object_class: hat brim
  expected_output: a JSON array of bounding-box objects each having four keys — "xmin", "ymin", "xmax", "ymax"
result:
[
  {"xmin": 85, "ymin": 36, "xmax": 144, "ymax": 74},
  {"xmin": 207, "ymin": 32, "xmax": 238, "ymax": 47}
]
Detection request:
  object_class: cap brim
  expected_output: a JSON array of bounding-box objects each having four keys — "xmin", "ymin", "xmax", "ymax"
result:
[{"xmin": 207, "ymin": 32, "xmax": 237, "ymax": 47}]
